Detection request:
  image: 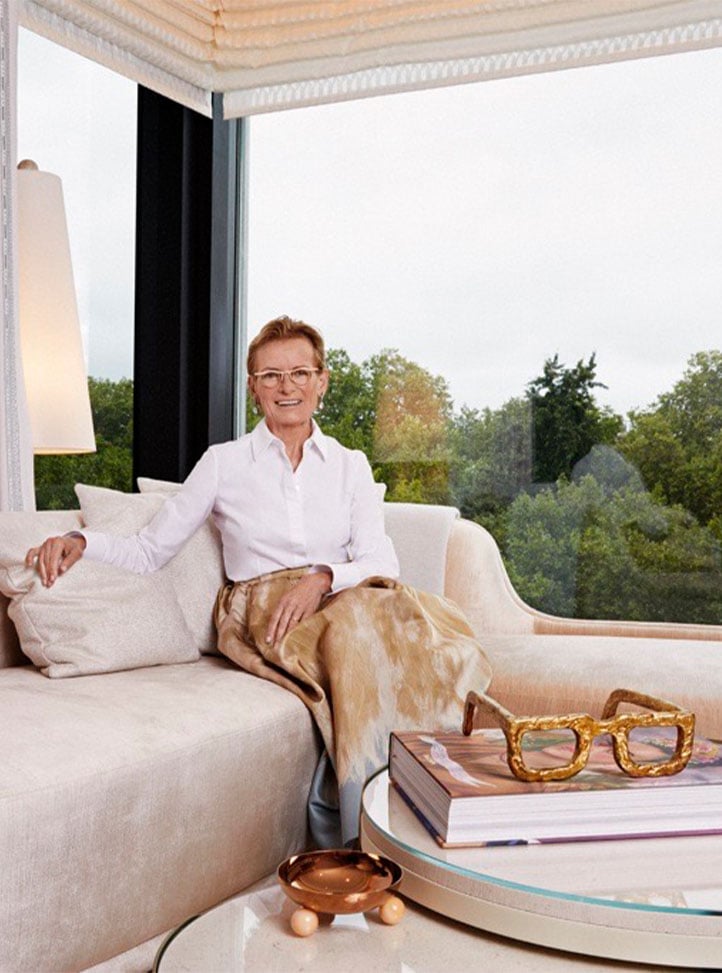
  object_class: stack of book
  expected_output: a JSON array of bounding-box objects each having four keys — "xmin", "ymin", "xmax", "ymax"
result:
[{"xmin": 388, "ymin": 727, "xmax": 722, "ymax": 847}]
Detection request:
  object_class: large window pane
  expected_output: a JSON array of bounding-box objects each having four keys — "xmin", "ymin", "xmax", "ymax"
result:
[
  {"xmin": 17, "ymin": 30, "xmax": 136, "ymax": 508},
  {"xmin": 248, "ymin": 48, "xmax": 722, "ymax": 624}
]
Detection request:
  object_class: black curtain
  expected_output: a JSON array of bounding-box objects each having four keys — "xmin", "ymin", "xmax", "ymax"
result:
[{"xmin": 133, "ymin": 86, "xmax": 239, "ymax": 484}]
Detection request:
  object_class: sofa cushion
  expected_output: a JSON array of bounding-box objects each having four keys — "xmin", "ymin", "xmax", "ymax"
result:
[
  {"xmin": 0, "ymin": 657, "xmax": 320, "ymax": 971},
  {"xmin": 0, "ymin": 512, "xmax": 200, "ymax": 678},
  {"xmin": 382, "ymin": 502, "xmax": 459, "ymax": 594},
  {"xmin": 77, "ymin": 483, "xmax": 225, "ymax": 654}
]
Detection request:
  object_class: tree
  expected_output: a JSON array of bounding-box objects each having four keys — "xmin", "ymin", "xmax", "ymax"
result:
[
  {"xmin": 616, "ymin": 410, "xmax": 687, "ymax": 502},
  {"xmin": 527, "ymin": 354, "xmax": 623, "ymax": 483},
  {"xmin": 366, "ymin": 349, "xmax": 453, "ymax": 504},
  {"xmin": 657, "ymin": 350, "xmax": 722, "ymax": 452},
  {"xmin": 87, "ymin": 377, "xmax": 133, "ymax": 450},
  {"xmin": 366, "ymin": 349, "xmax": 452, "ymax": 459},
  {"xmin": 317, "ymin": 348, "xmax": 376, "ymax": 454},
  {"xmin": 504, "ymin": 475, "xmax": 722, "ymax": 623},
  {"xmin": 449, "ymin": 398, "xmax": 533, "ymax": 530},
  {"xmin": 619, "ymin": 351, "xmax": 722, "ymax": 526},
  {"xmin": 322, "ymin": 347, "xmax": 454, "ymax": 504},
  {"xmin": 505, "ymin": 477, "xmax": 597, "ymax": 617},
  {"xmin": 34, "ymin": 377, "xmax": 133, "ymax": 509}
]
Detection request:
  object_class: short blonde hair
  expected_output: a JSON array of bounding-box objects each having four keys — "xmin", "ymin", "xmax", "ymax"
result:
[{"xmin": 247, "ymin": 316, "xmax": 325, "ymax": 374}]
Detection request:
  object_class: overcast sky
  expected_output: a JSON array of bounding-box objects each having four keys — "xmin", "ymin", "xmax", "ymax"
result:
[
  {"xmin": 18, "ymin": 29, "xmax": 136, "ymax": 384},
  {"xmin": 18, "ymin": 31, "xmax": 722, "ymax": 419}
]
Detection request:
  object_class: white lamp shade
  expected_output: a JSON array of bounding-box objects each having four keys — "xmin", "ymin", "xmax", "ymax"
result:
[{"xmin": 17, "ymin": 166, "xmax": 96, "ymax": 454}]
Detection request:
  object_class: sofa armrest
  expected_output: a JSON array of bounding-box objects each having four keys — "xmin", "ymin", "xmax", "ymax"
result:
[
  {"xmin": 530, "ymin": 613, "xmax": 722, "ymax": 641},
  {"xmin": 445, "ymin": 518, "xmax": 722, "ymax": 643},
  {"xmin": 444, "ymin": 519, "xmax": 534, "ymax": 636}
]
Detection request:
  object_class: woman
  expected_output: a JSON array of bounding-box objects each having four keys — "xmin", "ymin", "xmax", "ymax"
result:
[
  {"xmin": 27, "ymin": 315, "xmax": 400, "ymax": 645},
  {"xmin": 27, "ymin": 315, "xmax": 490, "ymax": 845}
]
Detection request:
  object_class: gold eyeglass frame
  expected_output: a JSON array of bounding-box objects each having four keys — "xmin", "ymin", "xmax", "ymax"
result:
[{"xmin": 462, "ymin": 688, "xmax": 695, "ymax": 782}]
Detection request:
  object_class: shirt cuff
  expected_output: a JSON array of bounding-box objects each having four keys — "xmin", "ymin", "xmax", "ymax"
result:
[
  {"xmin": 323, "ymin": 561, "xmax": 362, "ymax": 593},
  {"xmin": 78, "ymin": 530, "xmax": 108, "ymax": 562}
]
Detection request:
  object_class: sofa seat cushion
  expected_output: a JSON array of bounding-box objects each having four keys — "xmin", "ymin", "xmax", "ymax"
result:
[
  {"xmin": 0, "ymin": 657, "xmax": 320, "ymax": 973},
  {"xmin": 483, "ymin": 633, "xmax": 722, "ymax": 741}
]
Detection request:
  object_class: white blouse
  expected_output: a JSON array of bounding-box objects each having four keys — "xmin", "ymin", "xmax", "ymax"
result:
[{"xmin": 82, "ymin": 419, "xmax": 399, "ymax": 592}]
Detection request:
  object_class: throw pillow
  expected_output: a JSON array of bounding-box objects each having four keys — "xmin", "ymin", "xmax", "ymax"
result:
[
  {"xmin": 136, "ymin": 476, "xmax": 182, "ymax": 493},
  {"xmin": 76, "ymin": 484, "xmax": 225, "ymax": 655},
  {"xmin": 0, "ymin": 514, "xmax": 200, "ymax": 678}
]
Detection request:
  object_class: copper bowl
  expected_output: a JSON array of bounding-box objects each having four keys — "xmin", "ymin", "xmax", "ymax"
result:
[{"xmin": 278, "ymin": 849, "xmax": 402, "ymax": 915}]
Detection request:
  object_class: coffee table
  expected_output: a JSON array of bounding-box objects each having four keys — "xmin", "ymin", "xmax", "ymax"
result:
[{"xmin": 360, "ymin": 769, "xmax": 722, "ymax": 969}]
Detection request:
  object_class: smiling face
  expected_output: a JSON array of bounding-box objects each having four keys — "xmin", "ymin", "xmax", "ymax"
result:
[{"xmin": 248, "ymin": 336, "xmax": 328, "ymax": 438}]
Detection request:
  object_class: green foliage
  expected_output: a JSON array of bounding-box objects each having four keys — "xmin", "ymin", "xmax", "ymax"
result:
[
  {"xmin": 34, "ymin": 377, "xmax": 133, "ymax": 509},
  {"xmin": 615, "ymin": 411, "xmax": 685, "ymax": 502},
  {"xmin": 658, "ymin": 350, "xmax": 722, "ymax": 451},
  {"xmin": 450, "ymin": 350, "xmax": 722, "ymax": 624},
  {"xmin": 619, "ymin": 351, "xmax": 722, "ymax": 525},
  {"xmin": 448, "ymin": 398, "xmax": 533, "ymax": 520},
  {"xmin": 505, "ymin": 476, "xmax": 722, "ymax": 623},
  {"xmin": 321, "ymin": 348, "xmax": 376, "ymax": 454},
  {"xmin": 505, "ymin": 478, "xmax": 595, "ymax": 617},
  {"xmin": 87, "ymin": 377, "xmax": 133, "ymax": 450},
  {"xmin": 527, "ymin": 354, "xmax": 623, "ymax": 483},
  {"xmin": 322, "ymin": 347, "xmax": 453, "ymax": 504}
]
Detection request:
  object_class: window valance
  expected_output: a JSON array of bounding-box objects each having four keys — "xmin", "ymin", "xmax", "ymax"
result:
[{"xmin": 18, "ymin": 1, "xmax": 722, "ymax": 116}]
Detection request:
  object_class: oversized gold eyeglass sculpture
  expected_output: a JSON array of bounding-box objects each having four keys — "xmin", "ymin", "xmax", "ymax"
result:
[{"xmin": 462, "ymin": 688, "xmax": 695, "ymax": 782}]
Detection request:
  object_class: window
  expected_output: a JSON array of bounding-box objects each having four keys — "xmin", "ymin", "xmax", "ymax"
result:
[
  {"xmin": 17, "ymin": 29, "xmax": 136, "ymax": 508},
  {"xmin": 248, "ymin": 48, "xmax": 722, "ymax": 624}
]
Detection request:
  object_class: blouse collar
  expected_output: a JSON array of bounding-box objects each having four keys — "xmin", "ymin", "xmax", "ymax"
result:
[{"xmin": 250, "ymin": 417, "xmax": 328, "ymax": 462}]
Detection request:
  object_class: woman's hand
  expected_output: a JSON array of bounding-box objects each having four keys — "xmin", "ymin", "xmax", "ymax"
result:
[
  {"xmin": 25, "ymin": 534, "xmax": 86, "ymax": 588},
  {"xmin": 266, "ymin": 570, "xmax": 332, "ymax": 644}
]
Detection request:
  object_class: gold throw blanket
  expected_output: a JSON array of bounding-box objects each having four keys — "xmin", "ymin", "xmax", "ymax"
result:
[{"xmin": 215, "ymin": 568, "xmax": 492, "ymax": 844}]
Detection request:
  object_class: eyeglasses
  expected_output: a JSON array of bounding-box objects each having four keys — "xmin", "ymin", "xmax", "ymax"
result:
[
  {"xmin": 251, "ymin": 368, "xmax": 321, "ymax": 388},
  {"xmin": 462, "ymin": 688, "xmax": 695, "ymax": 782}
]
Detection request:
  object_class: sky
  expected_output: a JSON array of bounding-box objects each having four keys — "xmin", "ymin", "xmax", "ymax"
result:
[
  {"xmin": 17, "ymin": 29, "xmax": 137, "ymax": 383},
  {"xmin": 18, "ymin": 30, "xmax": 722, "ymax": 420}
]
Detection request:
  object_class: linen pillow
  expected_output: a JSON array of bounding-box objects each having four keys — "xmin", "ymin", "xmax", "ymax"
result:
[
  {"xmin": 136, "ymin": 477, "xmax": 182, "ymax": 493},
  {"xmin": 0, "ymin": 514, "xmax": 200, "ymax": 678},
  {"xmin": 76, "ymin": 484, "xmax": 225, "ymax": 655}
]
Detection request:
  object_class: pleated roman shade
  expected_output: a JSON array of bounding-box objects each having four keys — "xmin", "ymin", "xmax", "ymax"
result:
[{"xmin": 19, "ymin": 0, "xmax": 722, "ymax": 117}]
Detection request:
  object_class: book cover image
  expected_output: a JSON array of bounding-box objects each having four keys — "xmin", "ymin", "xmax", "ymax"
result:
[{"xmin": 392, "ymin": 727, "xmax": 722, "ymax": 798}]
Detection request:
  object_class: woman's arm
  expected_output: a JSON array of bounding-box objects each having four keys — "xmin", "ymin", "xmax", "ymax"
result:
[
  {"xmin": 320, "ymin": 451, "xmax": 400, "ymax": 592},
  {"xmin": 26, "ymin": 448, "xmax": 219, "ymax": 586}
]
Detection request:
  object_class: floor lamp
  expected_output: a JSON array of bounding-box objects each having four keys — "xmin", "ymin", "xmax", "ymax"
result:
[{"xmin": 16, "ymin": 160, "xmax": 96, "ymax": 457}]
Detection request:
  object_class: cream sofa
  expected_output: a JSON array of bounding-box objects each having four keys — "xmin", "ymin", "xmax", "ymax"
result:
[{"xmin": 1, "ymin": 501, "xmax": 722, "ymax": 973}]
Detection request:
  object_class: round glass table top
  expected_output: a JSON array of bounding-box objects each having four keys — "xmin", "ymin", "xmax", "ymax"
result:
[{"xmin": 362, "ymin": 770, "xmax": 722, "ymax": 916}]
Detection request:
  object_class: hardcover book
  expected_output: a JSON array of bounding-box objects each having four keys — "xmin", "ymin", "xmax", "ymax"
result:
[{"xmin": 389, "ymin": 727, "xmax": 722, "ymax": 847}]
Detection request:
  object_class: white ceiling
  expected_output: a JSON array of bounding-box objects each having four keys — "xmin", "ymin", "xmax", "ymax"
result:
[{"xmin": 20, "ymin": 0, "xmax": 722, "ymax": 117}]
